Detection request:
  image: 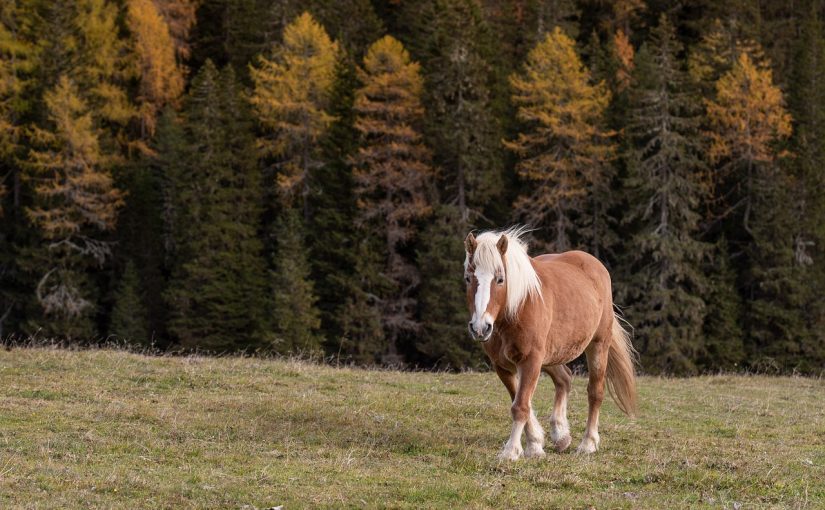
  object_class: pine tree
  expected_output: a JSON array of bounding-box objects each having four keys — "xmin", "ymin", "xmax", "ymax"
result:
[
  {"xmin": 164, "ymin": 61, "xmax": 270, "ymax": 351},
  {"xmin": 249, "ymin": 12, "xmax": 340, "ymax": 206},
  {"xmin": 110, "ymin": 259, "xmax": 149, "ymax": 344},
  {"xmin": 271, "ymin": 208, "xmax": 322, "ymax": 354},
  {"xmin": 351, "ymin": 35, "xmax": 434, "ymax": 362},
  {"xmin": 23, "ymin": 76, "xmax": 124, "ymax": 338},
  {"xmin": 505, "ymin": 27, "xmax": 615, "ymax": 254},
  {"xmin": 622, "ymin": 15, "xmax": 709, "ymax": 374}
]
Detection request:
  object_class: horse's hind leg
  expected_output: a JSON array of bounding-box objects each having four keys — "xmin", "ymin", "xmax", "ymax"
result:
[
  {"xmin": 544, "ymin": 364, "xmax": 572, "ymax": 452},
  {"xmin": 499, "ymin": 356, "xmax": 544, "ymax": 461},
  {"xmin": 578, "ymin": 341, "xmax": 609, "ymax": 454}
]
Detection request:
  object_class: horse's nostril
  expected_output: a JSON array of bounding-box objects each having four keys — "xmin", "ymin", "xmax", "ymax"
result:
[{"xmin": 483, "ymin": 323, "xmax": 492, "ymax": 335}]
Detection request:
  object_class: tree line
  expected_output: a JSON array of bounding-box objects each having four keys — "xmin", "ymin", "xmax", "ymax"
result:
[{"xmin": 1, "ymin": 0, "xmax": 823, "ymax": 375}]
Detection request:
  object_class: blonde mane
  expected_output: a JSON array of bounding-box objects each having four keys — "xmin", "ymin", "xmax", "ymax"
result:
[{"xmin": 465, "ymin": 226, "xmax": 543, "ymax": 318}]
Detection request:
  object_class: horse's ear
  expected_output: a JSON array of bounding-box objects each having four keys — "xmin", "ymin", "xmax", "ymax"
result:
[
  {"xmin": 496, "ymin": 235, "xmax": 508, "ymax": 256},
  {"xmin": 464, "ymin": 233, "xmax": 477, "ymax": 255}
]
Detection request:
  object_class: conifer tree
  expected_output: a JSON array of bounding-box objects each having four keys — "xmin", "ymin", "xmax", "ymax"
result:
[
  {"xmin": 705, "ymin": 52, "xmax": 804, "ymax": 368},
  {"xmin": 165, "ymin": 61, "xmax": 270, "ymax": 351},
  {"xmin": 506, "ymin": 27, "xmax": 615, "ymax": 254},
  {"xmin": 305, "ymin": 59, "xmax": 368, "ymax": 349},
  {"xmin": 786, "ymin": 0, "xmax": 825, "ymax": 368},
  {"xmin": 271, "ymin": 208, "xmax": 322, "ymax": 354},
  {"xmin": 699, "ymin": 237, "xmax": 745, "ymax": 370},
  {"xmin": 23, "ymin": 76, "xmax": 124, "ymax": 338},
  {"xmin": 110, "ymin": 259, "xmax": 149, "ymax": 344},
  {"xmin": 622, "ymin": 16, "xmax": 709, "ymax": 374},
  {"xmin": 404, "ymin": 0, "xmax": 503, "ymax": 224},
  {"xmin": 249, "ymin": 12, "xmax": 340, "ymax": 206},
  {"xmin": 416, "ymin": 205, "xmax": 483, "ymax": 368},
  {"xmin": 351, "ymin": 35, "xmax": 434, "ymax": 361}
]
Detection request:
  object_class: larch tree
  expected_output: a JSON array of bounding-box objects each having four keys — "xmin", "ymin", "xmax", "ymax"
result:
[
  {"xmin": 164, "ymin": 61, "xmax": 270, "ymax": 351},
  {"xmin": 126, "ymin": 0, "xmax": 187, "ymax": 139},
  {"xmin": 705, "ymin": 52, "xmax": 804, "ymax": 368},
  {"xmin": 505, "ymin": 27, "xmax": 615, "ymax": 254},
  {"xmin": 249, "ymin": 11, "xmax": 340, "ymax": 207},
  {"xmin": 351, "ymin": 35, "xmax": 434, "ymax": 362},
  {"xmin": 622, "ymin": 15, "xmax": 709, "ymax": 374},
  {"xmin": 23, "ymin": 76, "xmax": 124, "ymax": 338}
]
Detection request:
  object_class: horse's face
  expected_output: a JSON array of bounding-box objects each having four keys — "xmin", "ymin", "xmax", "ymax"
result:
[{"xmin": 464, "ymin": 233, "xmax": 508, "ymax": 342}]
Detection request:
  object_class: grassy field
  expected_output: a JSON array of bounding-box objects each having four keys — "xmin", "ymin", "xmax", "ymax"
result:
[{"xmin": 0, "ymin": 348, "xmax": 823, "ymax": 509}]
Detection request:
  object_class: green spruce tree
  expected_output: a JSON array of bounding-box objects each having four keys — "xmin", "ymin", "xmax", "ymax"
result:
[
  {"xmin": 110, "ymin": 259, "xmax": 149, "ymax": 344},
  {"xmin": 164, "ymin": 61, "xmax": 269, "ymax": 351}
]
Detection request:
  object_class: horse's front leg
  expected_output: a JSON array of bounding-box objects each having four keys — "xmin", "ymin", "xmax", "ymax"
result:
[{"xmin": 499, "ymin": 356, "xmax": 544, "ymax": 461}]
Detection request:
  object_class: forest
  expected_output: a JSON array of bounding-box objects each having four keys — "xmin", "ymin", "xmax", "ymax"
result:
[{"xmin": 0, "ymin": 0, "xmax": 822, "ymax": 375}]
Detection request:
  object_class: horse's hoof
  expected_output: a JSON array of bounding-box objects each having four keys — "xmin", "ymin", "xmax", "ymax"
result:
[
  {"xmin": 553, "ymin": 434, "xmax": 572, "ymax": 453},
  {"xmin": 575, "ymin": 438, "xmax": 598, "ymax": 454},
  {"xmin": 497, "ymin": 445, "xmax": 523, "ymax": 461},
  {"xmin": 524, "ymin": 442, "xmax": 546, "ymax": 458}
]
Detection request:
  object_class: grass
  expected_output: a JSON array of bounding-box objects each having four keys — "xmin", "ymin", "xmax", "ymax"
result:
[{"xmin": 0, "ymin": 348, "xmax": 823, "ymax": 509}]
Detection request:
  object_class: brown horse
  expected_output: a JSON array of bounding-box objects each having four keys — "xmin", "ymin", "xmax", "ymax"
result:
[{"xmin": 464, "ymin": 227, "xmax": 637, "ymax": 460}]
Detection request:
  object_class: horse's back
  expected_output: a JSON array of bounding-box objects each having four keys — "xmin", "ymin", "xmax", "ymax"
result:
[{"xmin": 533, "ymin": 250, "xmax": 611, "ymax": 294}]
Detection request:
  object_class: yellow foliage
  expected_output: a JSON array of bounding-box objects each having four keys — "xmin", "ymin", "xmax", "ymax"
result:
[
  {"xmin": 612, "ymin": 29, "xmax": 634, "ymax": 93},
  {"xmin": 153, "ymin": 0, "xmax": 197, "ymax": 60},
  {"xmin": 127, "ymin": 0, "xmax": 186, "ymax": 136},
  {"xmin": 706, "ymin": 52, "xmax": 792, "ymax": 169},
  {"xmin": 505, "ymin": 27, "xmax": 614, "ymax": 248},
  {"xmin": 249, "ymin": 12, "xmax": 340, "ymax": 198},
  {"xmin": 352, "ymin": 35, "xmax": 432, "ymax": 230},
  {"xmin": 25, "ymin": 76, "xmax": 124, "ymax": 240},
  {"xmin": 75, "ymin": 0, "xmax": 135, "ymax": 126}
]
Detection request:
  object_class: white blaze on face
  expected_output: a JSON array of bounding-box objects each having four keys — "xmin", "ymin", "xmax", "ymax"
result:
[{"xmin": 471, "ymin": 269, "xmax": 494, "ymax": 331}]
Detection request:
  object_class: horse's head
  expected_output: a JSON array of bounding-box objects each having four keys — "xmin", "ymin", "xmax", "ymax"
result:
[{"xmin": 464, "ymin": 232, "xmax": 508, "ymax": 342}]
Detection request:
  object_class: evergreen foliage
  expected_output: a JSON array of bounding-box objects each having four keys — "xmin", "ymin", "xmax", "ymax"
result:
[
  {"xmin": 621, "ymin": 16, "xmax": 708, "ymax": 374},
  {"xmin": 110, "ymin": 259, "xmax": 149, "ymax": 344},
  {"xmin": 270, "ymin": 208, "xmax": 322, "ymax": 354},
  {"xmin": 164, "ymin": 61, "xmax": 269, "ymax": 351}
]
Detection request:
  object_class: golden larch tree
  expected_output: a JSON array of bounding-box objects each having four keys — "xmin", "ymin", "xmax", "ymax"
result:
[
  {"xmin": 24, "ymin": 76, "xmax": 124, "ymax": 329},
  {"xmin": 249, "ymin": 12, "xmax": 340, "ymax": 203},
  {"xmin": 705, "ymin": 51, "xmax": 792, "ymax": 231},
  {"xmin": 126, "ymin": 0, "xmax": 186, "ymax": 138},
  {"xmin": 351, "ymin": 35, "xmax": 434, "ymax": 359},
  {"xmin": 505, "ymin": 27, "xmax": 614, "ymax": 252}
]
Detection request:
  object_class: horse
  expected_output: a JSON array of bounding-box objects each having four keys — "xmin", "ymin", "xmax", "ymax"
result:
[{"xmin": 463, "ymin": 227, "xmax": 637, "ymax": 460}]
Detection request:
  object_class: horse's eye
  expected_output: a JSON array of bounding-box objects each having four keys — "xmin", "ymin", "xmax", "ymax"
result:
[
  {"xmin": 464, "ymin": 276, "xmax": 471, "ymax": 284},
  {"xmin": 496, "ymin": 277, "xmax": 504, "ymax": 285}
]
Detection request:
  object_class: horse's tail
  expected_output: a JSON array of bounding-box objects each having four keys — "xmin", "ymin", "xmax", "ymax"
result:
[{"xmin": 606, "ymin": 312, "xmax": 639, "ymax": 417}]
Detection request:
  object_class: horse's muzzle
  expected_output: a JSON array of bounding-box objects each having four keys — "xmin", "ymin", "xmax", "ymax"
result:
[{"xmin": 468, "ymin": 321, "xmax": 493, "ymax": 342}]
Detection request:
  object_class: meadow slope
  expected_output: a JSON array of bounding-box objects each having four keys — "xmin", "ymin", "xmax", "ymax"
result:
[{"xmin": 0, "ymin": 348, "xmax": 823, "ymax": 509}]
